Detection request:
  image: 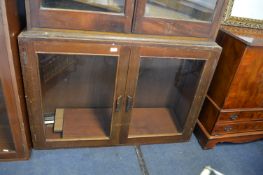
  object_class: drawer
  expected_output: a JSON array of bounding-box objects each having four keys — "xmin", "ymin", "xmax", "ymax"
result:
[
  {"xmin": 212, "ymin": 121, "xmax": 263, "ymax": 135},
  {"xmin": 218, "ymin": 111, "xmax": 263, "ymax": 123}
]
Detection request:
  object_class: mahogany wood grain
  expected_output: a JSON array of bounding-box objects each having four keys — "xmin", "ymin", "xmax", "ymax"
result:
[{"xmin": 223, "ymin": 47, "xmax": 263, "ymax": 108}]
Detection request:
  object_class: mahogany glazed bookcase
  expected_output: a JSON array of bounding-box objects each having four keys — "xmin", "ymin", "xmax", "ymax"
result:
[{"xmin": 20, "ymin": 0, "xmax": 228, "ymax": 148}]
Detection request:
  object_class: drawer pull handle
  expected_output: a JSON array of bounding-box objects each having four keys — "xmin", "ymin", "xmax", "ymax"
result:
[
  {"xmin": 224, "ymin": 126, "xmax": 233, "ymax": 132},
  {"xmin": 230, "ymin": 114, "xmax": 239, "ymax": 120}
]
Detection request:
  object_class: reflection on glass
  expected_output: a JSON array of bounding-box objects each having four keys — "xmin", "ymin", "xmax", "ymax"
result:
[
  {"xmin": 42, "ymin": 0, "xmax": 125, "ymax": 13},
  {"xmin": 39, "ymin": 54, "xmax": 117, "ymax": 139},
  {"xmin": 129, "ymin": 57, "xmax": 204, "ymax": 137},
  {"xmin": 145, "ymin": 0, "xmax": 217, "ymax": 22},
  {"xmin": 0, "ymin": 81, "xmax": 15, "ymax": 151}
]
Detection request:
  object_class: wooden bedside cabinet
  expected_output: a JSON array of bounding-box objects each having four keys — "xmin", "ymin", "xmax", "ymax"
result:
[{"xmin": 195, "ymin": 26, "xmax": 263, "ymax": 149}]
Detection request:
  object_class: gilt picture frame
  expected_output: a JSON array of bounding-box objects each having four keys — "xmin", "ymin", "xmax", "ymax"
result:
[{"xmin": 223, "ymin": 0, "xmax": 263, "ymax": 29}]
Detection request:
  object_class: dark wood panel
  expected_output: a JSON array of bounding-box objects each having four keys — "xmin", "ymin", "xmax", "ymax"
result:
[
  {"xmin": 198, "ymin": 97, "xmax": 220, "ymax": 133},
  {"xmin": 208, "ymin": 29, "xmax": 246, "ymax": 107}
]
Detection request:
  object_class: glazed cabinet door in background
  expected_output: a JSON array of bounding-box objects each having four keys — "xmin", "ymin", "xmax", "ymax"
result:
[
  {"xmin": 20, "ymin": 40, "xmax": 130, "ymax": 148},
  {"xmin": 0, "ymin": 0, "xmax": 30, "ymax": 161},
  {"xmin": 121, "ymin": 45, "xmax": 220, "ymax": 144},
  {"xmin": 133, "ymin": 0, "xmax": 228, "ymax": 39},
  {"xmin": 26, "ymin": 0, "xmax": 135, "ymax": 32},
  {"xmin": 0, "ymin": 79, "xmax": 15, "ymax": 155}
]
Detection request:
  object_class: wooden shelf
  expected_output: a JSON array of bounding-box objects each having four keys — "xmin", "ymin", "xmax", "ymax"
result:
[
  {"xmin": 128, "ymin": 108, "xmax": 181, "ymax": 138},
  {"xmin": 46, "ymin": 108, "xmax": 112, "ymax": 140}
]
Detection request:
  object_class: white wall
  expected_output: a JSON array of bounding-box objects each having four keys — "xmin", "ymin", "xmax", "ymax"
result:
[{"xmin": 231, "ymin": 0, "xmax": 263, "ymax": 20}]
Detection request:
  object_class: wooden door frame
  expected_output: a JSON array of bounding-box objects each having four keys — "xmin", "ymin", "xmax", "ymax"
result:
[
  {"xmin": 120, "ymin": 45, "xmax": 221, "ymax": 144},
  {"xmin": 26, "ymin": 0, "xmax": 135, "ymax": 33},
  {"xmin": 19, "ymin": 39, "xmax": 130, "ymax": 148},
  {"xmin": 0, "ymin": 0, "xmax": 30, "ymax": 161},
  {"xmin": 133, "ymin": 0, "xmax": 228, "ymax": 40}
]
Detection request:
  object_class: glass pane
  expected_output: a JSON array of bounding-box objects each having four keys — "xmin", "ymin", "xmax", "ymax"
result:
[
  {"xmin": 129, "ymin": 57, "xmax": 205, "ymax": 137},
  {"xmin": 0, "ymin": 81, "xmax": 15, "ymax": 152},
  {"xmin": 145, "ymin": 0, "xmax": 218, "ymax": 22},
  {"xmin": 42, "ymin": 0, "xmax": 125, "ymax": 13},
  {"xmin": 39, "ymin": 54, "xmax": 117, "ymax": 140}
]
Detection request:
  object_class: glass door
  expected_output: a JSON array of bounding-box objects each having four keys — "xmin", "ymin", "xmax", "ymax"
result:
[
  {"xmin": 22, "ymin": 40, "xmax": 130, "ymax": 147},
  {"xmin": 145, "ymin": 0, "xmax": 217, "ymax": 21},
  {"xmin": 0, "ymin": 80, "xmax": 15, "ymax": 153},
  {"xmin": 40, "ymin": 54, "xmax": 118, "ymax": 140},
  {"xmin": 133, "ymin": 0, "xmax": 226, "ymax": 38},
  {"xmin": 121, "ymin": 46, "xmax": 217, "ymax": 144},
  {"xmin": 28, "ymin": 0, "xmax": 135, "ymax": 32},
  {"xmin": 129, "ymin": 58, "xmax": 204, "ymax": 137}
]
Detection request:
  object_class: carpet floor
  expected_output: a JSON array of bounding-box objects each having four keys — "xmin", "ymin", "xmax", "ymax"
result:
[{"xmin": 0, "ymin": 136, "xmax": 262, "ymax": 175}]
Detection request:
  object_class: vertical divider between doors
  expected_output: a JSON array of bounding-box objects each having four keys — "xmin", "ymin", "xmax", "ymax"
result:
[
  {"xmin": 132, "ymin": 0, "xmax": 147, "ymax": 33},
  {"xmin": 119, "ymin": 47, "xmax": 141, "ymax": 143},
  {"xmin": 111, "ymin": 46, "xmax": 132, "ymax": 144}
]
